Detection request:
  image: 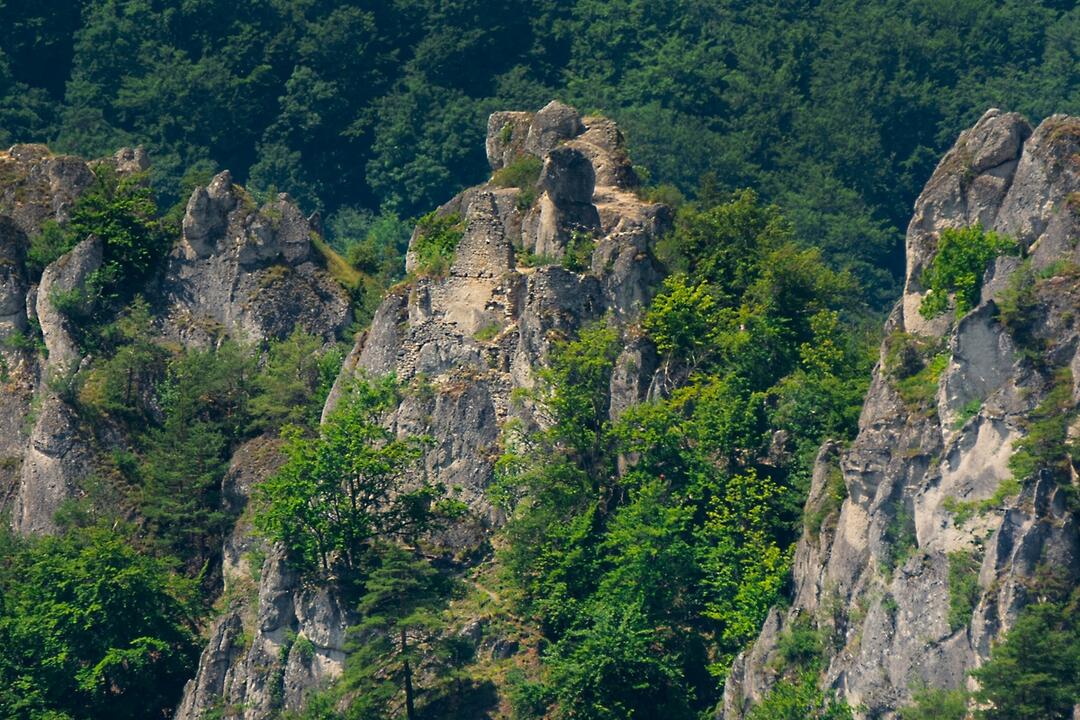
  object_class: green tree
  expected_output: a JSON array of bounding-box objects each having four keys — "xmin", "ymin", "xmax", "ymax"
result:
[
  {"xmin": 0, "ymin": 524, "xmax": 200, "ymax": 720},
  {"xmin": 699, "ymin": 469, "xmax": 791, "ymax": 673},
  {"xmin": 344, "ymin": 544, "xmax": 455, "ymax": 720},
  {"xmin": 249, "ymin": 327, "xmax": 343, "ymax": 433},
  {"xmin": 76, "ymin": 297, "xmax": 168, "ymax": 420},
  {"xmin": 545, "ymin": 604, "xmax": 694, "ymax": 720},
  {"xmin": 972, "ymin": 595, "xmax": 1080, "ymax": 720},
  {"xmin": 254, "ymin": 375, "xmax": 437, "ymax": 579},
  {"xmin": 138, "ymin": 342, "xmax": 254, "ymax": 569}
]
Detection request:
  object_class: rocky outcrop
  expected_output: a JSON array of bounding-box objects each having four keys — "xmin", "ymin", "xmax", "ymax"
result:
[
  {"xmin": 177, "ymin": 102, "xmax": 670, "ymax": 720},
  {"xmin": 0, "ymin": 144, "xmax": 95, "ymax": 237},
  {"xmin": 1, "ymin": 147, "xmax": 353, "ymax": 535},
  {"xmin": 0, "ymin": 147, "xmax": 103, "ymax": 533},
  {"xmin": 175, "ymin": 434, "xmax": 355, "ymax": 720},
  {"xmin": 345, "ymin": 101, "xmax": 664, "ymax": 523},
  {"xmin": 36, "ymin": 234, "xmax": 103, "ymax": 372},
  {"xmin": 163, "ymin": 171, "xmax": 351, "ymax": 346},
  {"xmin": 723, "ymin": 111, "xmax": 1080, "ymax": 717}
]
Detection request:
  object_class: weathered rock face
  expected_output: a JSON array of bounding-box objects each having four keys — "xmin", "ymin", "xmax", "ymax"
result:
[
  {"xmin": 346, "ymin": 101, "xmax": 663, "ymax": 523},
  {"xmin": 0, "ymin": 146, "xmax": 101, "ymax": 532},
  {"xmin": 723, "ymin": 111, "xmax": 1080, "ymax": 717},
  {"xmin": 163, "ymin": 171, "xmax": 351, "ymax": 346},
  {"xmin": 0, "ymin": 148, "xmax": 352, "ymax": 536},
  {"xmin": 13, "ymin": 230, "xmax": 100, "ymax": 534},
  {"xmin": 177, "ymin": 102, "xmax": 669, "ymax": 719}
]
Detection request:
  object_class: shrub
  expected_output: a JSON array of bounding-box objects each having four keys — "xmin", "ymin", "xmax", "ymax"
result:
[
  {"xmin": 882, "ymin": 507, "xmax": 917, "ymax": 573},
  {"xmin": 412, "ymin": 211, "xmax": 464, "ymax": 277},
  {"xmin": 746, "ymin": 671, "xmax": 853, "ymax": 720},
  {"xmin": 953, "ymin": 397, "xmax": 982, "ymax": 428},
  {"xmin": 773, "ymin": 617, "xmax": 823, "ymax": 670},
  {"xmin": 995, "ymin": 260, "xmax": 1039, "ymax": 352},
  {"xmin": 898, "ymin": 686, "xmax": 968, "ymax": 720},
  {"xmin": 491, "ymin": 154, "xmax": 542, "ymax": 191},
  {"xmin": 1008, "ymin": 368, "xmax": 1077, "ymax": 484},
  {"xmin": 946, "ymin": 550, "xmax": 981, "ymax": 631},
  {"xmin": 515, "ymin": 247, "xmax": 555, "ymax": 267},
  {"xmin": 561, "ymin": 230, "xmax": 594, "ymax": 272},
  {"xmin": 473, "ymin": 322, "xmax": 503, "ymax": 342},
  {"xmin": 638, "ymin": 183, "xmax": 686, "ymax": 208},
  {"xmin": 883, "ymin": 332, "xmax": 948, "ymax": 409},
  {"xmin": 919, "ymin": 225, "xmax": 1018, "ymax": 319},
  {"xmin": 491, "ymin": 154, "xmax": 543, "ymax": 211}
]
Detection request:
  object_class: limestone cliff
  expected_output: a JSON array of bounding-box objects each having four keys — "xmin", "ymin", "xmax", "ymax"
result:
[
  {"xmin": 175, "ymin": 100, "xmax": 671, "ymax": 719},
  {"xmin": 722, "ymin": 110, "xmax": 1080, "ymax": 717},
  {"xmin": 0, "ymin": 146, "xmax": 350, "ymax": 534}
]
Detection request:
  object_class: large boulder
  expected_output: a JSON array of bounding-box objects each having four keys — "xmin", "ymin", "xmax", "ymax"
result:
[
  {"xmin": 524, "ymin": 100, "xmax": 585, "ymax": 158},
  {"xmin": 36, "ymin": 235, "xmax": 103, "ymax": 373}
]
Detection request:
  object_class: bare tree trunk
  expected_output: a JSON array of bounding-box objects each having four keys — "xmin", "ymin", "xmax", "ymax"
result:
[{"xmin": 402, "ymin": 628, "xmax": 416, "ymax": 720}]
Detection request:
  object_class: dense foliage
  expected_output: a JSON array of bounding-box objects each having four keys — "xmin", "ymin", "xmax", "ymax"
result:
[
  {"xmin": 490, "ymin": 192, "xmax": 873, "ymax": 718},
  {"xmin": 0, "ymin": 523, "xmax": 200, "ymax": 720},
  {"xmin": 3, "ymin": 0, "xmax": 1079, "ymax": 305}
]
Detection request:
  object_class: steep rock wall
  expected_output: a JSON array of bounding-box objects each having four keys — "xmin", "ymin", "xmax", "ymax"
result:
[
  {"xmin": 177, "ymin": 101, "xmax": 671, "ymax": 719},
  {"xmin": 1, "ymin": 151, "xmax": 350, "ymax": 534},
  {"xmin": 723, "ymin": 110, "xmax": 1080, "ymax": 717}
]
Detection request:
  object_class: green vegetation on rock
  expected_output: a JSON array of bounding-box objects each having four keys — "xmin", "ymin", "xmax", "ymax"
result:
[
  {"xmin": 412, "ymin": 211, "xmax": 465, "ymax": 277},
  {"xmin": 919, "ymin": 225, "xmax": 1018, "ymax": 319}
]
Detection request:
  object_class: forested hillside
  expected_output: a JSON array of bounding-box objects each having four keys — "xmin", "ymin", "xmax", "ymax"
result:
[
  {"xmin": 2, "ymin": 0, "xmax": 1079, "ymax": 305},
  {"xmin": 1, "ymin": 3, "xmax": 1079, "ymax": 720}
]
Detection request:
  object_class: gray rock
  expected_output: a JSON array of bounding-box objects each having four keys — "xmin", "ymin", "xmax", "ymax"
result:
[
  {"xmin": 0, "ymin": 144, "xmax": 95, "ymax": 236},
  {"xmin": 902, "ymin": 109, "xmax": 1032, "ymax": 336},
  {"xmin": 724, "ymin": 111, "xmax": 1080, "ymax": 718},
  {"xmin": 164, "ymin": 172, "xmax": 350, "ymax": 346},
  {"xmin": 524, "ymin": 100, "xmax": 585, "ymax": 158},
  {"xmin": 12, "ymin": 395, "xmax": 93, "ymax": 535},
  {"xmin": 486, "ymin": 111, "xmax": 533, "ymax": 170},
  {"xmin": 540, "ymin": 145, "xmax": 596, "ymax": 206},
  {"xmin": 111, "ymin": 146, "xmax": 150, "ymax": 175},
  {"xmin": 575, "ymin": 117, "xmax": 639, "ymax": 189},
  {"xmin": 35, "ymin": 235, "xmax": 103, "ymax": 374}
]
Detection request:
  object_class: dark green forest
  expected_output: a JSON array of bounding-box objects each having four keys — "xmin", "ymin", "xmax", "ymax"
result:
[
  {"xmin": 2, "ymin": 1, "xmax": 1080, "ymax": 719},
  {"xmin": 2, "ymin": 0, "xmax": 1079, "ymax": 305}
]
